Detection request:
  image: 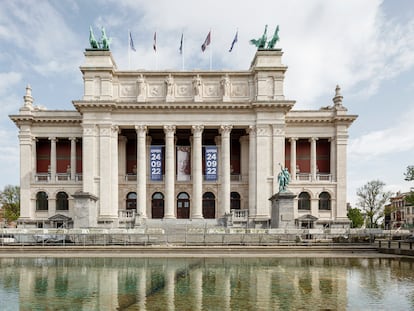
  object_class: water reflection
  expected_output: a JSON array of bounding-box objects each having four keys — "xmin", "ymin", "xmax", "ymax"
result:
[{"xmin": 0, "ymin": 257, "xmax": 413, "ymax": 310}]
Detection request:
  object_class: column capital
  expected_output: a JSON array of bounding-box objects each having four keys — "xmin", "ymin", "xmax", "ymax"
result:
[
  {"xmin": 191, "ymin": 124, "xmax": 204, "ymax": 136},
  {"xmin": 135, "ymin": 125, "xmax": 147, "ymax": 134},
  {"xmin": 69, "ymin": 137, "xmax": 77, "ymax": 142},
  {"xmin": 289, "ymin": 137, "xmax": 298, "ymax": 142},
  {"xmin": 309, "ymin": 137, "xmax": 318, "ymax": 143},
  {"xmin": 163, "ymin": 125, "xmax": 176, "ymax": 135},
  {"xmin": 111, "ymin": 125, "xmax": 120, "ymax": 134},
  {"xmin": 219, "ymin": 124, "xmax": 233, "ymax": 135},
  {"xmin": 48, "ymin": 137, "xmax": 57, "ymax": 142},
  {"xmin": 246, "ymin": 125, "xmax": 256, "ymax": 136}
]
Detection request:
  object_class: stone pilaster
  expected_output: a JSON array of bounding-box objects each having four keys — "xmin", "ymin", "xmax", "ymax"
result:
[{"xmin": 82, "ymin": 124, "xmax": 97, "ymax": 194}]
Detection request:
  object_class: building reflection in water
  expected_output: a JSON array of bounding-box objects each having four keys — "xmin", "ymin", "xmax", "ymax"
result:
[{"xmin": 0, "ymin": 257, "xmax": 414, "ymax": 310}]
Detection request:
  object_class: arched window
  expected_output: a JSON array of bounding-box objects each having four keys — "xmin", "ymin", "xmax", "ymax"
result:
[
  {"xmin": 298, "ymin": 192, "xmax": 311, "ymax": 210},
  {"xmin": 230, "ymin": 192, "xmax": 241, "ymax": 210},
  {"xmin": 319, "ymin": 192, "xmax": 331, "ymax": 210},
  {"xmin": 126, "ymin": 192, "xmax": 137, "ymax": 210},
  {"xmin": 203, "ymin": 192, "xmax": 216, "ymax": 219},
  {"xmin": 36, "ymin": 191, "xmax": 48, "ymax": 211},
  {"xmin": 56, "ymin": 192, "xmax": 68, "ymax": 211}
]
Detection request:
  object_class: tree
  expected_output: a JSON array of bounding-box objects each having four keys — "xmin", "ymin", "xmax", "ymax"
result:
[
  {"xmin": 0, "ymin": 185, "xmax": 20, "ymax": 224},
  {"xmin": 356, "ymin": 180, "xmax": 392, "ymax": 228},
  {"xmin": 403, "ymin": 166, "xmax": 414, "ymax": 205},
  {"xmin": 404, "ymin": 165, "xmax": 414, "ymax": 181},
  {"xmin": 347, "ymin": 208, "xmax": 364, "ymax": 228}
]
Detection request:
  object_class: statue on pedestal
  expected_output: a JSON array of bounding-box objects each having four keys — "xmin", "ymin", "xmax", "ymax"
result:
[{"xmin": 278, "ymin": 164, "xmax": 290, "ymax": 192}]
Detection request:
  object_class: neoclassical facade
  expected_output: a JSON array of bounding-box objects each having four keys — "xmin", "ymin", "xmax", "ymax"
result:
[{"xmin": 10, "ymin": 48, "xmax": 357, "ymax": 229}]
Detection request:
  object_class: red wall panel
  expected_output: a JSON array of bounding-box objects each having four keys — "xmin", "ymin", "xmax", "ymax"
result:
[
  {"xmin": 296, "ymin": 139, "xmax": 310, "ymax": 173},
  {"xmin": 36, "ymin": 139, "xmax": 50, "ymax": 173}
]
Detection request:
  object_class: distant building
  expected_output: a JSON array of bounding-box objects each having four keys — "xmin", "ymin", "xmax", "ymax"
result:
[
  {"xmin": 9, "ymin": 47, "xmax": 357, "ymax": 229},
  {"xmin": 389, "ymin": 192, "xmax": 414, "ymax": 229}
]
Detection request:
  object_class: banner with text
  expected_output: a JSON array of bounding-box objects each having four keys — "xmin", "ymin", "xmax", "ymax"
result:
[
  {"xmin": 204, "ymin": 146, "xmax": 218, "ymax": 181},
  {"xmin": 150, "ymin": 146, "xmax": 163, "ymax": 181}
]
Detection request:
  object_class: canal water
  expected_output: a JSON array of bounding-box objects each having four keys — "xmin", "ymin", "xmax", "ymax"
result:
[{"xmin": 0, "ymin": 257, "xmax": 413, "ymax": 310}]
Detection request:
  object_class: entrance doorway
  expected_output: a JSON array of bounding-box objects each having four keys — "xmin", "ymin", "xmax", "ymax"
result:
[
  {"xmin": 202, "ymin": 192, "xmax": 216, "ymax": 219},
  {"xmin": 177, "ymin": 192, "xmax": 190, "ymax": 219},
  {"xmin": 151, "ymin": 192, "xmax": 164, "ymax": 218}
]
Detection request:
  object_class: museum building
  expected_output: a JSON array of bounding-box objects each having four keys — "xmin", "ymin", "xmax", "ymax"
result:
[{"xmin": 10, "ymin": 46, "xmax": 357, "ymax": 229}]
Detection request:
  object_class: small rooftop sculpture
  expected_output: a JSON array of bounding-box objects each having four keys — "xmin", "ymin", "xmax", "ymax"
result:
[
  {"xmin": 250, "ymin": 25, "xmax": 280, "ymax": 50},
  {"xmin": 88, "ymin": 26, "xmax": 111, "ymax": 50}
]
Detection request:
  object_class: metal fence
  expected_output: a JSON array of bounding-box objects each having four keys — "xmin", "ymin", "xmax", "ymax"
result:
[{"xmin": 1, "ymin": 227, "xmax": 409, "ymax": 247}]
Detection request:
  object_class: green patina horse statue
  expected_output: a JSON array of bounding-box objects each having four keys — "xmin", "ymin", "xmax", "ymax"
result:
[
  {"xmin": 267, "ymin": 25, "xmax": 280, "ymax": 49},
  {"xmin": 100, "ymin": 27, "xmax": 111, "ymax": 50},
  {"xmin": 89, "ymin": 26, "xmax": 99, "ymax": 49},
  {"xmin": 249, "ymin": 24, "xmax": 268, "ymax": 49}
]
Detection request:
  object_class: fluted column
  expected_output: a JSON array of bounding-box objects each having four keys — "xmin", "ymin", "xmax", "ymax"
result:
[
  {"xmin": 164, "ymin": 125, "xmax": 176, "ymax": 218},
  {"xmin": 136, "ymin": 125, "xmax": 147, "ymax": 218},
  {"xmin": 220, "ymin": 125, "xmax": 232, "ymax": 216},
  {"xmin": 289, "ymin": 137, "xmax": 297, "ymax": 181},
  {"xmin": 310, "ymin": 137, "xmax": 317, "ymax": 181},
  {"xmin": 192, "ymin": 125, "xmax": 204, "ymax": 219},
  {"xmin": 247, "ymin": 126, "xmax": 257, "ymax": 218},
  {"xmin": 70, "ymin": 137, "xmax": 77, "ymax": 181},
  {"xmin": 49, "ymin": 137, "xmax": 57, "ymax": 181}
]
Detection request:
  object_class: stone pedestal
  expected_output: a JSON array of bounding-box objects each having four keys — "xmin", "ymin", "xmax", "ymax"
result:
[
  {"xmin": 269, "ymin": 191, "xmax": 296, "ymax": 228},
  {"xmin": 72, "ymin": 191, "xmax": 98, "ymax": 228}
]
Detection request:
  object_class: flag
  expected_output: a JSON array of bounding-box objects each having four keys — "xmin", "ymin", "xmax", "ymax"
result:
[
  {"xmin": 201, "ymin": 31, "xmax": 211, "ymax": 52},
  {"xmin": 153, "ymin": 32, "xmax": 157, "ymax": 52},
  {"xmin": 129, "ymin": 32, "xmax": 136, "ymax": 51},
  {"xmin": 179, "ymin": 33, "xmax": 183, "ymax": 54},
  {"xmin": 229, "ymin": 31, "xmax": 238, "ymax": 52}
]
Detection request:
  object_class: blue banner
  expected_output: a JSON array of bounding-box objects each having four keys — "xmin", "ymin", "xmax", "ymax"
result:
[
  {"xmin": 150, "ymin": 146, "xmax": 163, "ymax": 181},
  {"xmin": 205, "ymin": 146, "xmax": 218, "ymax": 181}
]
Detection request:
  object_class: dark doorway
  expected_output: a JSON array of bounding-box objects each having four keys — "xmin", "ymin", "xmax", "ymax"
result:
[
  {"xmin": 151, "ymin": 192, "xmax": 164, "ymax": 219},
  {"xmin": 203, "ymin": 192, "xmax": 216, "ymax": 219},
  {"xmin": 177, "ymin": 192, "xmax": 190, "ymax": 219}
]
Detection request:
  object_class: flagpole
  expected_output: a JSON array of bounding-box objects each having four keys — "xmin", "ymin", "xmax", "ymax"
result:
[
  {"xmin": 128, "ymin": 30, "xmax": 131, "ymax": 70},
  {"xmin": 209, "ymin": 29, "xmax": 212, "ymax": 71},
  {"xmin": 182, "ymin": 34, "xmax": 185, "ymax": 71}
]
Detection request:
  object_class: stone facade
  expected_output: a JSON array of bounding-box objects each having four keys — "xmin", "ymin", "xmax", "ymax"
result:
[{"xmin": 10, "ymin": 48, "xmax": 357, "ymax": 229}]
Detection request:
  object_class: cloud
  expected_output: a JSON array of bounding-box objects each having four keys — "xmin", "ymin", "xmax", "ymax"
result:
[
  {"xmin": 0, "ymin": 1, "xmax": 82, "ymax": 76},
  {"xmin": 349, "ymin": 107, "xmax": 414, "ymax": 159},
  {"xmin": 98, "ymin": 0, "xmax": 414, "ymax": 108}
]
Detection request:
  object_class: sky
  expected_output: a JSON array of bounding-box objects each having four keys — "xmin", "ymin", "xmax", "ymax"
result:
[{"xmin": 1, "ymin": 0, "xmax": 414, "ymax": 207}]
